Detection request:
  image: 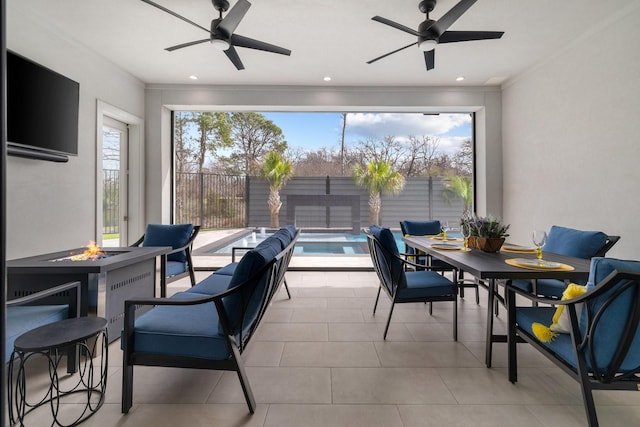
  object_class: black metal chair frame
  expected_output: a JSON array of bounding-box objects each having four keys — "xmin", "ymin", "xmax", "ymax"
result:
[
  {"xmin": 399, "ymin": 221, "xmax": 480, "ymax": 304},
  {"xmin": 366, "ymin": 229, "xmax": 458, "ymax": 340},
  {"xmin": 121, "ymin": 233, "xmax": 297, "ymax": 415},
  {"xmin": 131, "ymin": 225, "xmax": 201, "ymax": 297},
  {"xmin": 506, "ymin": 269, "xmax": 640, "ymax": 427}
]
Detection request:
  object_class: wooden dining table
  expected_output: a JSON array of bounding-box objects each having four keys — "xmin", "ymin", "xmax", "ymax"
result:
[{"xmin": 402, "ymin": 235, "xmax": 592, "ymax": 367}]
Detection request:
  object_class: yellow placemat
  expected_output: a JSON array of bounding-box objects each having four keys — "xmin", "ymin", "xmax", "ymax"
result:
[{"xmin": 505, "ymin": 258, "xmax": 575, "ymax": 271}]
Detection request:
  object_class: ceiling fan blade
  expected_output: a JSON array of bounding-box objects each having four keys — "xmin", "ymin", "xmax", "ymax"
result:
[
  {"xmin": 140, "ymin": 0, "xmax": 210, "ymax": 34},
  {"xmin": 439, "ymin": 30, "xmax": 504, "ymax": 43},
  {"xmin": 165, "ymin": 39, "xmax": 210, "ymax": 52},
  {"xmin": 231, "ymin": 34, "xmax": 291, "ymax": 56},
  {"xmin": 371, "ymin": 16, "xmax": 420, "ymax": 37},
  {"xmin": 224, "ymin": 45, "xmax": 245, "ymax": 70},
  {"xmin": 430, "ymin": 0, "xmax": 478, "ymax": 36},
  {"xmin": 424, "ymin": 49, "xmax": 435, "ymax": 70},
  {"xmin": 366, "ymin": 41, "xmax": 417, "ymax": 64},
  {"xmin": 218, "ymin": 0, "xmax": 252, "ymax": 37}
]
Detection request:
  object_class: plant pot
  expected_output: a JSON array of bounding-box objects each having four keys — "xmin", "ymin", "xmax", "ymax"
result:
[{"xmin": 469, "ymin": 236, "xmax": 505, "ymax": 253}]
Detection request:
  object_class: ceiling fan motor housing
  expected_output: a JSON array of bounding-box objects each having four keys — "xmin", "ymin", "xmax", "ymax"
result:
[
  {"xmin": 419, "ymin": 0, "xmax": 437, "ymax": 14},
  {"xmin": 212, "ymin": 0, "xmax": 230, "ymax": 13},
  {"xmin": 418, "ymin": 19, "xmax": 437, "ymax": 43}
]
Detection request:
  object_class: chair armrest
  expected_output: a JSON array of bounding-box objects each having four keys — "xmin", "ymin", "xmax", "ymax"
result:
[
  {"xmin": 7, "ymin": 281, "xmax": 82, "ymax": 318},
  {"xmin": 506, "ymin": 269, "xmax": 640, "ymax": 306}
]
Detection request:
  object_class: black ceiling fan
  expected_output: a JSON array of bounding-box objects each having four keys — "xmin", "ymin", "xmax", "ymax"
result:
[
  {"xmin": 367, "ymin": 0, "xmax": 504, "ymax": 71},
  {"xmin": 140, "ymin": 0, "xmax": 291, "ymax": 70}
]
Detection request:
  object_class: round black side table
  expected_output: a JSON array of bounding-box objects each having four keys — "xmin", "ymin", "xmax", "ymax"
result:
[{"xmin": 8, "ymin": 317, "xmax": 109, "ymax": 426}]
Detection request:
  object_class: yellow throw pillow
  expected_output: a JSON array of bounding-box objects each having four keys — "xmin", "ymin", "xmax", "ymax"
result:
[{"xmin": 531, "ymin": 283, "xmax": 587, "ymax": 343}]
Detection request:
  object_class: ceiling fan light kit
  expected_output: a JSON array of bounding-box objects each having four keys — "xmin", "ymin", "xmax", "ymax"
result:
[{"xmin": 368, "ymin": 0, "xmax": 504, "ymax": 71}]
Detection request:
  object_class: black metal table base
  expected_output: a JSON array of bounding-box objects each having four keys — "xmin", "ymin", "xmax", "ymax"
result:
[{"xmin": 8, "ymin": 326, "xmax": 108, "ymax": 426}]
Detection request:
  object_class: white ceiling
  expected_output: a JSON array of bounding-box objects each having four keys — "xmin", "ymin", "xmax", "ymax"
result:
[{"xmin": 10, "ymin": 0, "xmax": 636, "ymax": 87}]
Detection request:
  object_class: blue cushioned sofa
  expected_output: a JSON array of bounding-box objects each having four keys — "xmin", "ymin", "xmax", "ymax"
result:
[
  {"xmin": 506, "ymin": 257, "xmax": 640, "ymax": 427},
  {"xmin": 6, "ymin": 281, "xmax": 81, "ymax": 371},
  {"xmin": 121, "ymin": 226, "xmax": 298, "ymax": 415}
]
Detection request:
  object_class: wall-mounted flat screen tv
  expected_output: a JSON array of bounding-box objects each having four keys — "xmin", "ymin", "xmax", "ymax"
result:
[{"xmin": 6, "ymin": 51, "xmax": 79, "ymax": 162}]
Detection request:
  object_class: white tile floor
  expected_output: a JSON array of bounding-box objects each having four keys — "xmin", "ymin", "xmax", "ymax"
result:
[{"xmin": 6, "ymin": 271, "xmax": 640, "ymax": 427}]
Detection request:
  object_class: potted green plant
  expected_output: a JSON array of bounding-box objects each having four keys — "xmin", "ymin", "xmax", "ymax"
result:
[{"xmin": 461, "ymin": 214, "xmax": 510, "ymax": 253}]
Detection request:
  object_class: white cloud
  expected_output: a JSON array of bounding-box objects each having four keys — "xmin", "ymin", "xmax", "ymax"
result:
[{"xmin": 344, "ymin": 113, "xmax": 471, "ymax": 140}]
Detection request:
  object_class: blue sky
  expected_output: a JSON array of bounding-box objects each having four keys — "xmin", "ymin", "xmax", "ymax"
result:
[{"xmin": 261, "ymin": 112, "xmax": 472, "ymax": 155}]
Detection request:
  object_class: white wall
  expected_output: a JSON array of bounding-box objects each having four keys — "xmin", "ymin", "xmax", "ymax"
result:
[
  {"xmin": 6, "ymin": 3, "xmax": 145, "ymax": 259},
  {"xmin": 502, "ymin": 3, "xmax": 640, "ymax": 258},
  {"xmin": 144, "ymin": 84, "xmax": 504, "ymax": 224}
]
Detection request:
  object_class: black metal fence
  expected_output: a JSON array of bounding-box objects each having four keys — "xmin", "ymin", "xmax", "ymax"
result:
[
  {"xmin": 175, "ymin": 173, "xmax": 247, "ymax": 229},
  {"xmin": 103, "ymin": 169, "xmax": 120, "ymax": 234}
]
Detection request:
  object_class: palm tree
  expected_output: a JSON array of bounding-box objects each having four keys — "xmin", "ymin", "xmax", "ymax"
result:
[
  {"xmin": 352, "ymin": 160, "xmax": 405, "ymax": 225},
  {"xmin": 443, "ymin": 175, "xmax": 473, "ymax": 215},
  {"xmin": 260, "ymin": 151, "xmax": 294, "ymax": 228}
]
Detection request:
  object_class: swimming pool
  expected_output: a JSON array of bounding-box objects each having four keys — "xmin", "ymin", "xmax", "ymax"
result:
[{"xmin": 202, "ymin": 231, "xmax": 406, "ymax": 256}]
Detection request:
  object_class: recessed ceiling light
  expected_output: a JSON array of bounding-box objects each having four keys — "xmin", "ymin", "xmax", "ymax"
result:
[
  {"xmin": 323, "ymin": 76, "xmax": 331, "ymax": 82},
  {"xmin": 189, "ymin": 75, "xmax": 198, "ymax": 80},
  {"xmin": 456, "ymin": 76, "xmax": 465, "ymax": 81}
]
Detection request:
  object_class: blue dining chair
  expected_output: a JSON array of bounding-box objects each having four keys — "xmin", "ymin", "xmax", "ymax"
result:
[
  {"xmin": 400, "ymin": 219, "xmax": 479, "ymax": 304},
  {"xmin": 366, "ymin": 225, "xmax": 458, "ymax": 340},
  {"xmin": 506, "ymin": 257, "xmax": 640, "ymax": 427},
  {"xmin": 511, "ymin": 225, "xmax": 619, "ymax": 299},
  {"xmin": 131, "ymin": 224, "xmax": 201, "ymax": 297}
]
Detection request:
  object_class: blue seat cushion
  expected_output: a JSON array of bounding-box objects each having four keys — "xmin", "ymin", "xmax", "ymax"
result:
[
  {"xmin": 6, "ymin": 305, "xmax": 69, "ymax": 363},
  {"xmin": 516, "ymin": 307, "xmax": 582, "ymax": 369},
  {"xmin": 143, "ymin": 223, "xmax": 194, "ymax": 263},
  {"xmin": 582, "ymin": 257, "xmax": 640, "ymax": 370},
  {"xmin": 220, "ymin": 236, "xmax": 282, "ymax": 335},
  {"xmin": 124, "ymin": 291, "xmax": 230, "ymax": 360},
  {"xmin": 187, "ymin": 272, "xmax": 232, "ymax": 295},
  {"xmin": 369, "ymin": 225, "xmax": 405, "ymax": 287},
  {"xmin": 401, "ymin": 220, "xmax": 441, "ymax": 236},
  {"xmin": 216, "ymin": 262, "xmax": 238, "ymax": 276},
  {"xmin": 398, "ymin": 270, "xmax": 455, "ymax": 300},
  {"xmin": 167, "ymin": 260, "xmax": 187, "ymax": 277},
  {"xmin": 544, "ymin": 225, "xmax": 607, "ymax": 259}
]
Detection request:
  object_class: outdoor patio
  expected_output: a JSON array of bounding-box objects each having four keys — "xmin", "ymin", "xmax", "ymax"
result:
[{"xmin": 8, "ymin": 267, "xmax": 640, "ymax": 427}]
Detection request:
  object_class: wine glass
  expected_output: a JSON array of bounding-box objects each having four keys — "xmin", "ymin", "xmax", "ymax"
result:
[
  {"xmin": 532, "ymin": 230, "xmax": 548, "ymax": 261},
  {"xmin": 461, "ymin": 223, "xmax": 471, "ymax": 250},
  {"xmin": 441, "ymin": 221, "xmax": 450, "ymax": 240}
]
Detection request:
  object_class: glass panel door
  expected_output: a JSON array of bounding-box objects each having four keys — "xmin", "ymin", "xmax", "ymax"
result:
[{"xmin": 102, "ymin": 117, "xmax": 128, "ymax": 246}]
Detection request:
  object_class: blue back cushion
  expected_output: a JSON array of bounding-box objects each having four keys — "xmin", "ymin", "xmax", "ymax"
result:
[
  {"xmin": 143, "ymin": 223, "xmax": 194, "ymax": 263},
  {"xmin": 369, "ymin": 225, "xmax": 406, "ymax": 290},
  {"xmin": 544, "ymin": 225, "xmax": 607, "ymax": 259},
  {"xmin": 219, "ymin": 236, "xmax": 281, "ymax": 336},
  {"xmin": 401, "ymin": 220, "xmax": 441, "ymax": 236},
  {"xmin": 582, "ymin": 257, "xmax": 640, "ymax": 371}
]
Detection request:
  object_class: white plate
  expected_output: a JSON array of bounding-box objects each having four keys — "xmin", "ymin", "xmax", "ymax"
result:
[
  {"xmin": 431, "ymin": 243, "xmax": 463, "ymax": 251},
  {"xmin": 513, "ymin": 258, "xmax": 561, "ymax": 269},
  {"xmin": 503, "ymin": 243, "xmax": 536, "ymax": 251}
]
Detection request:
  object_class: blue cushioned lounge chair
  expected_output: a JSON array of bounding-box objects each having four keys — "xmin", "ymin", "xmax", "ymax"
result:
[
  {"xmin": 131, "ymin": 224, "xmax": 201, "ymax": 297},
  {"xmin": 366, "ymin": 225, "xmax": 458, "ymax": 340},
  {"xmin": 506, "ymin": 257, "xmax": 640, "ymax": 427},
  {"xmin": 511, "ymin": 225, "xmax": 619, "ymax": 299}
]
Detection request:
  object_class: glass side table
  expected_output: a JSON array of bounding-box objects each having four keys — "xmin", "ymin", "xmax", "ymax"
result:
[{"xmin": 8, "ymin": 317, "xmax": 108, "ymax": 426}]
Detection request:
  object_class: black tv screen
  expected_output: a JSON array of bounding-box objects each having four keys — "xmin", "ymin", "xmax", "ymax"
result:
[{"xmin": 7, "ymin": 51, "xmax": 79, "ymax": 161}]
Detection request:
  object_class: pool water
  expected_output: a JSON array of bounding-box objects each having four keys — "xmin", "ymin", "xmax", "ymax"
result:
[{"xmin": 207, "ymin": 232, "xmax": 406, "ymax": 256}]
